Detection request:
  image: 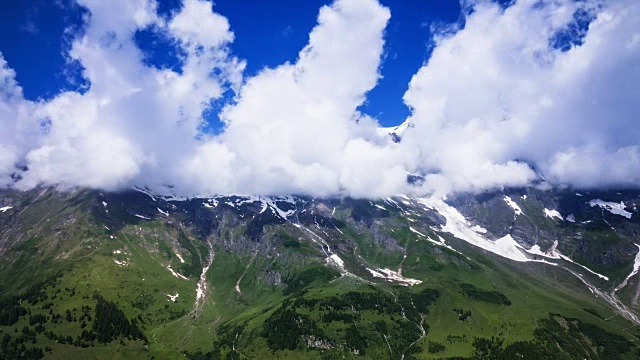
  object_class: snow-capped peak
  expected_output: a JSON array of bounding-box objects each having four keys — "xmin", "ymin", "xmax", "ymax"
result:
[{"xmin": 377, "ymin": 120, "xmax": 414, "ymax": 143}]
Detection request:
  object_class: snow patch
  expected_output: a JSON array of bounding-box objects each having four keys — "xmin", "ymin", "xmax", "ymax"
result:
[
  {"xmin": 615, "ymin": 244, "xmax": 640, "ymax": 293},
  {"xmin": 193, "ymin": 239, "xmax": 214, "ymax": 317},
  {"xmin": 504, "ymin": 196, "xmax": 522, "ymax": 215},
  {"xmin": 374, "ymin": 204, "xmax": 387, "ymax": 211},
  {"xmin": 525, "ymin": 241, "xmax": 561, "ymax": 260},
  {"xmin": 417, "ymin": 198, "xmax": 570, "ymax": 267},
  {"xmin": 384, "ymin": 197, "xmax": 402, "ymax": 209},
  {"xmin": 195, "ymin": 264, "xmax": 211, "ymax": 304},
  {"xmin": 366, "ymin": 267, "xmax": 422, "ymax": 286},
  {"xmin": 589, "ymin": 199, "xmax": 632, "ymax": 219},
  {"xmin": 157, "ymin": 207, "xmax": 169, "ymax": 216},
  {"xmin": 544, "ymin": 208, "xmax": 563, "ymax": 221},
  {"xmin": 295, "ymin": 223, "xmax": 363, "ymax": 281},
  {"xmin": 422, "ymin": 235, "xmax": 467, "ymax": 257},
  {"xmin": 421, "ymin": 198, "xmax": 609, "ymax": 280},
  {"xmin": 163, "ymin": 194, "xmax": 189, "ymax": 202},
  {"xmin": 205, "ymin": 197, "xmax": 220, "ymax": 208},
  {"xmin": 471, "ymin": 225, "xmax": 487, "ymax": 234},
  {"xmin": 234, "ymin": 195, "xmax": 260, "ymax": 206},
  {"xmin": 167, "ymin": 293, "xmax": 179, "ymax": 302},
  {"xmin": 0, "ymin": 206, "xmax": 13, "ymax": 213},
  {"xmin": 167, "ymin": 266, "xmax": 188, "ymax": 280},
  {"xmin": 566, "ymin": 214, "xmax": 576, "ymax": 223},
  {"xmin": 134, "ymin": 214, "xmax": 151, "ymax": 220},
  {"xmin": 523, "ymin": 240, "xmax": 608, "ymax": 280},
  {"xmin": 263, "ymin": 197, "xmax": 296, "ymax": 219},
  {"xmin": 563, "ymin": 256, "xmax": 609, "ymax": 280},
  {"xmin": 114, "ymin": 259, "xmax": 128, "ymax": 266},
  {"xmin": 418, "ymin": 198, "xmax": 532, "ymax": 262},
  {"xmin": 557, "ymin": 252, "xmax": 609, "ymax": 280},
  {"xmin": 327, "ymin": 254, "xmax": 345, "ymax": 269},
  {"xmin": 224, "ymin": 196, "xmax": 296, "ymax": 220},
  {"xmin": 175, "ymin": 253, "xmax": 185, "ymax": 264},
  {"xmin": 409, "ymin": 227, "xmax": 426, "ymax": 237},
  {"xmin": 494, "ymin": 235, "xmax": 529, "ymax": 261},
  {"xmin": 134, "ymin": 187, "xmax": 157, "ymax": 201},
  {"xmin": 377, "ymin": 120, "xmax": 414, "ymax": 140},
  {"xmin": 259, "ymin": 201, "xmax": 268, "ymax": 214}
]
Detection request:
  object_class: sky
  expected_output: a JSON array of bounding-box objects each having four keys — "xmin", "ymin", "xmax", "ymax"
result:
[
  {"xmin": 0, "ymin": 0, "xmax": 462, "ymax": 127},
  {"xmin": 0, "ymin": 0, "xmax": 639, "ymax": 198}
]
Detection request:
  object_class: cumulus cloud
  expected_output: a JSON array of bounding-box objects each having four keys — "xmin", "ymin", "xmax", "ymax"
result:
[
  {"xmin": 0, "ymin": 0, "xmax": 639, "ymax": 198},
  {"xmin": 0, "ymin": 56, "xmax": 28, "ymax": 187},
  {"xmin": 5, "ymin": 0, "xmax": 245, "ymax": 192},
  {"xmin": 168, "ymin": 0, "xmax": 234, "ymax": 49},
  {"xmin": 207, "ymin": 0, "xmax": 406, "ymax": 198},
  {"xmin": 402, "ymin": 0, "xmax": 640, "ymax": 194}
]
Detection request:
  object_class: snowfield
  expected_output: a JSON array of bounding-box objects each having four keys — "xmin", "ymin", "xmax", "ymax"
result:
[{"xmin": 589, "ymin": 199, "xmax": 632, "ymax": 219}]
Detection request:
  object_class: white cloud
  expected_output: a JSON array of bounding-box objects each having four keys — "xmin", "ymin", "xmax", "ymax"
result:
[
  {"xmin": 215, "ymin": 0, "xmax": 398, "ymax": 197},
  {"xmin": 0, "ymin": 0, "xmax": 639, "ymax": 198},
  {"xmin": 168, "ymin": 0, "xmax": 234, "ymax": 49},
  {"xmin": 7, "ymin": 0, "xmax": 244, "ymax": 193},
  {"xmin": 401, "ymin": 0, "xmax": 640, "ymax": 195},
  {"xmin": 0, "ymin": 54, "xmax": 33, "ymax": 187}
]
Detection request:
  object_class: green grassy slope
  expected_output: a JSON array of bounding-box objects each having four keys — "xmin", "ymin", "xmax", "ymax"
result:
[{"xmin": 0, "ymin": 189, "xmax": 639, "ymax": 359}]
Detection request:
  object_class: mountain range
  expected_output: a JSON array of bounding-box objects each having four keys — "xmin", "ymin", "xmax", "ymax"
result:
[{"xmin": 1, "ymin": 185, "xmax": 640, "ymax": 359}]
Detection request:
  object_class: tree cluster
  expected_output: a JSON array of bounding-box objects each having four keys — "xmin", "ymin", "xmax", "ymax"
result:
[
  {"xmin": 460, "ymin": 284, "xmax": 511, "ymax": 306},
  {"xmin": 92, "ymin": 294, "xmax": 146, "ymax": 343},
  {"xmin": 453, "ymin": 308, "xmax": 472, "ymax": 321}
]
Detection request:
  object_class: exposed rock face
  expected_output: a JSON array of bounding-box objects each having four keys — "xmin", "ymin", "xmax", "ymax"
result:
[
  {"xmin": 264, "ymin": 270, "xmax": 282, "ymax": 286},
  {"xmin": 448, "ymin": 188, "xmax": 640, "ymax": 267},
  {"xmin": 422, "ymin": 210, "xmax": 446, "ymax": 228},
  {"xmin": 369, "ymin": 221, "xmax": 402, "ymax": 252}
]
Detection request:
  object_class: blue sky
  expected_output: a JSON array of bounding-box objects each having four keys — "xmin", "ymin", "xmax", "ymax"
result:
[{"xmin": 0, "ymin": 0, "xmax": 461, "ymax": 127}]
